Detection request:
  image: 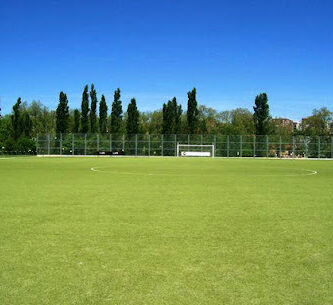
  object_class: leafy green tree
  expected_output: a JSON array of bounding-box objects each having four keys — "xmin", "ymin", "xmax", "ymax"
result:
[
  {"xmin": 0, "ymin": 115, "xmax": 12, "ymax": 151},
  {"xmin": 231, "ymin": 108, "xmax": 254, "ymax": 135},
  {"xmin": 187, "ymin": 88, "xmax": 199, "ymax": 134},
  {"xmin": 139, "ymin": 110, "xmax": 163, "ymax": 134},
  {"xmin": 7, "ymin": 98, "xmax": 34, "ymax": 152},
  {"xmin": 301, "ymin": 107, "xmax": 332, "ymax": 136},
  {"xmin": 26, "ymin": 101, "xmax": 44, "ymax": 136},
  {"xmin": 80, "ymin": 85, "xmax": 90, "ymax": 133},
  {"xmin": 73, "ymin": 109, "xmax": 80, "ymax": 133},
  {"xmin": 56, "ymin": 91, "xmax": 69, "ymax": 134},
  {"xmin": 43, "ymin": 109, "xmax": 56, "ymax": 134},
  {"xmin": 11, "ymin": 98, "xmax": 22, "ymax": 140},
  {"xmin": 126, "ymin": 98, "xmax": 139, "ymax": 134},
  {"xmin": 253, "ymin": 93, "xmax": 271, "ymax": 135},
  {"xmin": 89, "ymin": 84, "xmax": 98, "ymax": 133},
  {"xmin": 110, "ymin": 88, "xmax": 123, "ymax": 133},
  {"xmin": 99, "ymin": 95, "xmax": 108, "ymax": 133},
  {"xmin": 26, "ymin": 101, "xmax": 56, "ymax": 135},
  {"xmin": 17, "ymin": 136, "xmax": 35, "ymax": 153},
  {"xmin": 198, "ymin": 105, "xmax": 221, "ymax": 134},
  {"xmin": 22, "ymin": 112, "xmax": 32, "ymax": 137}
]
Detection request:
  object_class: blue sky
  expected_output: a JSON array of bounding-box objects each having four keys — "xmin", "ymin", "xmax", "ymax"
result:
[{"xmin": 1, "ymin": 0, "xmax": 332, "ymax": 121}]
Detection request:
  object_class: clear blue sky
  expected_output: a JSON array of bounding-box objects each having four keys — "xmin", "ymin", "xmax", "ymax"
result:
[{"xmin": 1, "ymin": 0, "xmax": 332, "ymax": 121}]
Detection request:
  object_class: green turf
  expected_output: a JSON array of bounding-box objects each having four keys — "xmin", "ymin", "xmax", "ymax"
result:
[{"xmin": 0, "ymin": 157, "xmax": 332, "ymax": 304}]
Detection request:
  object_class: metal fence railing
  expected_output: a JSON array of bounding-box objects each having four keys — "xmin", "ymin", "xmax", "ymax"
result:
[{"xmin": 36, "ymin": 133, "xmax": 333, "ymax": 158}]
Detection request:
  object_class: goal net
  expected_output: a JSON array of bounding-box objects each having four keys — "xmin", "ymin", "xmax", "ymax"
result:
[{"xmin": 177, "ymin": 144, "xmax": 215, "ymax": 157}]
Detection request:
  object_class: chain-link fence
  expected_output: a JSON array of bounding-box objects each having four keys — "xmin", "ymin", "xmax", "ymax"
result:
[{"xmin": 36, "ymin": 134, "xmax": 333, "ymax": 158}]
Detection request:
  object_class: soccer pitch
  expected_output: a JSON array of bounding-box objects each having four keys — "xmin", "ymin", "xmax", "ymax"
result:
[{"xmin": 0, "ymin": 157, "xmax": 332, "ymax": 304}]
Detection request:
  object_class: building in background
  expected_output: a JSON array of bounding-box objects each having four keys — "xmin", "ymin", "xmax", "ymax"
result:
[{"xmin": 272, "ymin": 118, "xmax": 299, "ymax": 133}]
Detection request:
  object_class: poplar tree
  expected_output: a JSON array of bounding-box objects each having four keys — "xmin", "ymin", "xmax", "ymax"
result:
[
  {"xmin": 11, "ymin": 98, "xmax": 22, "ymax": 140},
  {"xmin": 73, "ymin": 109, "xmax": 80, "ymax": 133},
  {"xmin": 173, "ymin": 97, "xmax": 182, "ymax": 134},
  {"xmin": 110, "ymin": 88, "xmax": 123, "ymax": 133},
  {"xmin": 187, "ymin": 88, "xmax": 199, "ymax": 134},
  {"xmin": 162, "ymin": 97, "xmax": 182, "ymax": 134},
  {"xmin": 99, "ymin": 95, "xmax": 108, "ymax": 133},
  {"xmin": 162, "ymin": 103, "xmax": 170, "ymax": 134},
  {"xmin": 253, "ymin": 93, "xmax": 270, "ymax": 135},
  {"xmin": 80, "ymin": 85, "xmax": 90, "ymax": 133},
  {"xmin": 55, "ymin": 91, "xmax": 69, "ymax": 134},
  {"xmin": 89, "ymin": 84, "xmax": 98, "ymax": 133},
  {"xmin": 126, "ymin": 98, "xmax": 139, "ymax": 134}
]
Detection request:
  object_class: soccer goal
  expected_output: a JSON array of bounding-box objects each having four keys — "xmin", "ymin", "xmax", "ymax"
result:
[{"xmin": 177, "ymin": 144, "xmax": 215, "ymax": 157}]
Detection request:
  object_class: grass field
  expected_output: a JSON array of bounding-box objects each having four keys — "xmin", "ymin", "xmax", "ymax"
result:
[{"xmin": 0, "ymin": 157, "xmax": 332, "ymax": 304}]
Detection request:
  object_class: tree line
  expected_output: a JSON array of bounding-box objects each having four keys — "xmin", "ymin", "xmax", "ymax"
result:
[{"xmin": 0, "ymin": 84, "xmax": 332, "ymax": 153}]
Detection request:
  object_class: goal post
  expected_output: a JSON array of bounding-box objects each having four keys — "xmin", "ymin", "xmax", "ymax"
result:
[{"xmin": 177, "ymin": 144, "xmax": 215, "ymax": 157}]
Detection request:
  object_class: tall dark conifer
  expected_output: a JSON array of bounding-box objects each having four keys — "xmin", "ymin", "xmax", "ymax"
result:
[
  {"xmin": 80, "ymin": 85, "xmax": 90, "ymax": 133},
  {"xmin": 89, "ymin": 84, "xmax": 98, "ymax": 133},
  {"xmin": 162, "ymin": 103, "xmax": 169, "ymax": 134},
  {"xmin": 187, "ymin": 88, "xmax": 199, "ymax": 134},
  {"xmin": 73, "ymin": 109, "xmax": 80, "ymax": 133},
  {"xmin": 253, "ymin": 93, "xmax": 270, "ymax": 135},
  {"xmin": 99, "ymin": 95, "xmax": 108, "ymax": 133},
  {"xmin": 174, "ymin": 99, "xmax": 182, "ymax": 134},
  {"xmin": 162, "ymin": 97, "xmax": 182, "ymax": 134},
  {"xmin": 126, "ymin": 98, "xmax": 139, "ymax": 134},
  {"xmin": 55, "ymin": 91, "xmax": 69, "ymax": 134},
  {"xmin": 11, "ymin": 98, "xmax": 22, "ymax": 140},
  {"xmin": 110, "ymin": 88, "xmax": 123, "ymax": 133}
]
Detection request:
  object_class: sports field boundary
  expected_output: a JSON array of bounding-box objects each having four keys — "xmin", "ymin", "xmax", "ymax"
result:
[{"xmin": 35, "ymin": 154, "xmax": 333, "ymax": 161}]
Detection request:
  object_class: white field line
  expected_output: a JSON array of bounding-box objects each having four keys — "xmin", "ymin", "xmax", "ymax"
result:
[
  {"xmin": 303, "ymin": 170, "xmax": 318, "ymax": 176},
  {"xmin": 90, "ymin": 167, "xmax": 101, "ymax": 172},
  {"xmin": 90, "ymin": 167, "xmax": 176, "ymax": 176},
  {"xmin": 90, "ymin": 167, "xmax": 318, "ymax": 177}
]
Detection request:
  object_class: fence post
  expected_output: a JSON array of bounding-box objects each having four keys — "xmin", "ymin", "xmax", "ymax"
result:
[
  {"xmin": 97, "ymin": 134, "xmax": 99, "ymax": 152},
  {"xmin": 266, "ymin": 135, "xmax": 269, "ymax": 157},
  {"xmin": 174, "ymin": 134, "xmax": 177, "ymax": 156},
  {"xmin": 227, "ymin": 135, "xmax": 230, "ymax": 157},
  {"xmin": 240, "ymin": 135, "xmax": 243, "ymax": 158},
  {"xmin": 305, "ymin": 136, "xmax": 309, "ymax": 157},
  {"xmin": 72, "ymin": 134, "xmax": 74, "ymax": 155},
  {"xmin": 188, "ymin": 134, "xmax": 190, "ymax": 145},
  {"xmin": 135, "ymin": 134, "xmax": 138, "ymax": 156},
  {"xmin": 161, "ymin": 135, "xmax": 164, "ymax": 156},
  {"xmin": 109, "ymin": 134, "xmax": 112, "ymax": 152},
  {"xmin": 47, "ymin": 134, "xmax": 50, "ymax": 155},
  {"xmin": 122, "ymin": 134, "xmax": 125, "ymax": 151},
  {"xmin": 60, "ymin": 133, "xmax": 62, "ymax": 155},
  {"xmin": 214, "ymin": 135, "xmax": 217, "ymax": 157},
  {"xmin": 201, "ymin": 134, "xmax": 203, "ymax": 152},
  {"xmin": 84, "ymin": 134, "xmax": 87, "ymax": 155},
  {"xmin": 253, "ymin": 135, "xmax": 256, "ymax": 158},
  {"xmin": 148, "ymin": 134, "xmax": 151, "ymax": 156},
  {"xmin": 292, "ymin": 136, "xmax": 295, "ymax": 158},
  {"xmin": 331, "ymin": 136, "xmax": 333, "ymax": 159},
  {"xmin": 279, "ymin": 136, "xmax": 282, "ymax": 158},
  {"xmin": 318, "ymin": 136, "xmax": 320, "ymax": 159}
]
